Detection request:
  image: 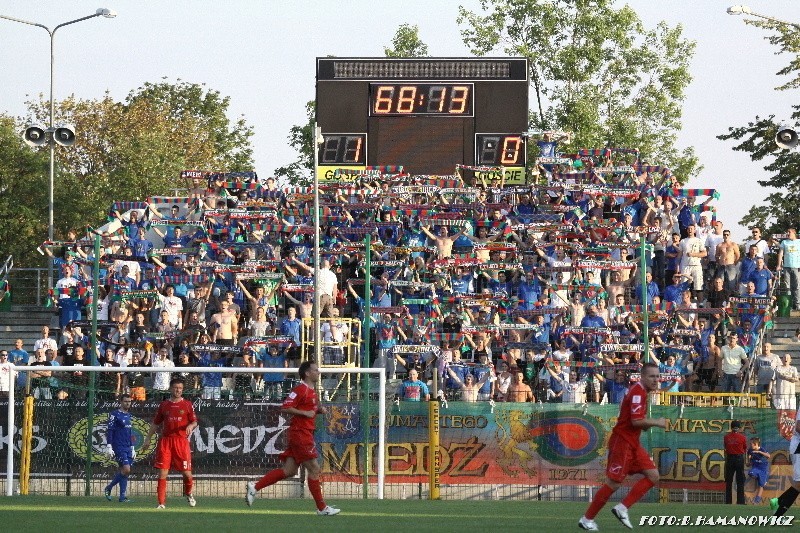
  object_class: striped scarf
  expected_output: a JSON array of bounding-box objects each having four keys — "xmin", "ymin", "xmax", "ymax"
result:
[
  {"xmin": 668, "ymin": 188, "xmax": 720, "ymax": 199},
  {"xmin": 148, "ymin": 196, "xmax": 189, "ymax": 205}
]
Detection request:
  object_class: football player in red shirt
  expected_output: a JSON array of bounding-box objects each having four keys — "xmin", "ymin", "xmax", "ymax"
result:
[
  {"xmin": 579, "ymin": 362, "xmax": 668, "ymax": 531},
  {"xmin": 245, "ymin": 361, "xmax": 340, "ymax": 516},
  {"xmin": 142, "ymin": 378, "xmax": 198, "ymax": 509}
]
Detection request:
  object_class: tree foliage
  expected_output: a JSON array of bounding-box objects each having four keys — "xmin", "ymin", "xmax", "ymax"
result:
[
  {"xmin": 274, "ymin": 100, "xmax": 316, "ymax": 186},
  {"xmin": 717, "ymin": 20, "xmax": 800, "ymax": 233},
  {"xmin": 0, "ymin": 114, "xmax": 49, "ymax": 267},
  {"xmin": 126, "ymin": 80, "xmax": 254, "ymax": 171},
  {"xmin": 7, "ymin": 80, "xmax": 254, "ymax": 267},
  {"xmin": 458, "ymin": 0, "xmax": 699, "ymax": 181},
  {"xmin": 384, "ymin": 24, "xmax": 429, "ymax": 58}
]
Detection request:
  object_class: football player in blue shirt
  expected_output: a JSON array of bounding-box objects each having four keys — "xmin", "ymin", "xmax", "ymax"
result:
[{"xmin": 104, "ymin": 394, "xmax": 136, "ymax": 503}]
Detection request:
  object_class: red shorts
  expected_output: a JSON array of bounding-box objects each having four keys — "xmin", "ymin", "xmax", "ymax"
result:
[
  {"xmin": 279, "ymin": 429, "xmax": 318, "ymax": 464},
  {"xmin": 154, "ymin": 435, "xmax": 192, "ymax": 472},
  {"xmin": 605, "ymin": 433, "xmax": 655, "ymax": 483}
]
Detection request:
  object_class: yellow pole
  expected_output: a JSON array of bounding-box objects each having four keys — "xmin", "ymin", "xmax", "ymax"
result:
[
  {"xmin": 20, "ymin": 395, "xmax": 34, "ymax": 495},
  {"xmin": 428, "ymin": 371, "xmax": 440, "ymax": 500}
]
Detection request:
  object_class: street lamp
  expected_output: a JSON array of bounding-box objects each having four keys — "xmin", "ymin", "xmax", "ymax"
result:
[
  {"xmin": 727, "ymin": 5, "xmax": 800, "ymax": 30},
  {"xmin": 0, "ymin": 8, "xmax": 116, "ymax": 288}
]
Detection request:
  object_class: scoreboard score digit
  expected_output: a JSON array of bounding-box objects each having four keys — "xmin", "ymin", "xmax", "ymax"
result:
[{"xmin": 316, "ymin": 58, "xmax": 529, "ymax": 182}]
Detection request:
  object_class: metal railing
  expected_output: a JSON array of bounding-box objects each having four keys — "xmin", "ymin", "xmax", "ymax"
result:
[
  {"xmin": 3, "ymin": 267, "xmax": 49, "ymax": 307},
  {"xmin": 0, "ymin": 255, "xmax": 12, "ymax": 283}
]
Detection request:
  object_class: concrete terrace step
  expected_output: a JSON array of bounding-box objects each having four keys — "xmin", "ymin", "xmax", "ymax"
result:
[
  {"xmin": 0, "ymin": 316, "xmax": 55, "ymax": 326},
  {"xmin": 0, "ymin": 305, "xmax": 58, "ymax": 350}
]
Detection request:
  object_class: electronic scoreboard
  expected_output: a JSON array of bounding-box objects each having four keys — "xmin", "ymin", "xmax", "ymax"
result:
[{"xmin": 315, "ymin": 57, "xmax": 529, "ymax": 182}]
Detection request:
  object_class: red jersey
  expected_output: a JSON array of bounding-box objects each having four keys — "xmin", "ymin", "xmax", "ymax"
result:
[
  {"xmin": 611, "ymin": 382, "xmax": 648, "ymax": 445},
  {"xmin": 153, "ymin": 398, "xmax": 197, "ymax": 438},
  {"xmin": 724, "ymin": 431, "xmax": 747, "ymax": 455},
  {"xmin": 282, "ymin": 381, "xmax": 318, "ymax": 432}
]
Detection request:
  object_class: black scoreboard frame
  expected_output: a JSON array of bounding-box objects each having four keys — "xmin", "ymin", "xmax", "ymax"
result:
[{"xmin": 315, "ymin": 57, "xmax": 529, "ymax": 176}]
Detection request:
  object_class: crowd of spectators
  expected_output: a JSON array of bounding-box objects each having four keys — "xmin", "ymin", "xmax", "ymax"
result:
[{"xmin": 15, "ymin": 145, "xmax": 798, "ymax": 407}]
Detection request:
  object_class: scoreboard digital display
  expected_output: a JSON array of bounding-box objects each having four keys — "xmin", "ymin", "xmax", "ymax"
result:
[
  {"xmin": 370, "ymin": 84, "xmax": 473, "ymax": 116},
  {"xmin": 316, "ymin": 58, "xmax": 529, "ymax": 181}
]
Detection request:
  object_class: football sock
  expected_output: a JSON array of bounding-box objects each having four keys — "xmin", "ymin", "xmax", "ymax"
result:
[
  {"xmin": 108, "ymin": 472, "xmax": 122, "ymax": 489},
  {"xmin": 585, "ymin": 484, "xmax": 614, "ymax": 520},
  {"xmin": 775, "ymin": 487, "xmax": 800, "ymax": 517},
  {"xmin": 255, "ymin": 469, "xmax": 286, "ymax": 491},
  {"xmin": 307, "ymin": 478, "xmax": 326, "ymax": 511},
  {"xmin": 157, "ymin": 478, "xmax": 167, "ymax": 505},
  {"xmin": 183, "ymin": 477, "xmax": 193, "ymax": 496},
  {"xmin": 622, "ymin": 477, "xmax": 655, "ymax": 508},
  {"xmin": 119, "ymin": 475, "xmax": 128, "ymax": 499}
]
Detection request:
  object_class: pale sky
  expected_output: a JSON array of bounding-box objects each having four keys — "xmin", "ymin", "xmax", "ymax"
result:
[{"xmin": 1, "ymin": 1, "xmax": 797, "ymax": 240}]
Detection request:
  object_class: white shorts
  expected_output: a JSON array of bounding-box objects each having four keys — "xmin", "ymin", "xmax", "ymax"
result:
[
  {"xmin": 202, "ymin": 386, "xmax": 221, "ymax": 400},
  {"xmin": 682, "ymin": 265, "xmax": 703, "ymax": 290},
  {"xmin": 791, "ymin": 437, "xmax": 800, "ymax": 482}
]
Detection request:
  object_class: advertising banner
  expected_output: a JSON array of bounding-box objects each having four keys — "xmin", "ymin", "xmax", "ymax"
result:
[{"xmin": 0, "ymin": 399, "xmax": 794, "ymax": 492}]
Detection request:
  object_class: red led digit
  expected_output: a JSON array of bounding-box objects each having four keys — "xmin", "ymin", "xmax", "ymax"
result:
[
  {"xmin": 448, "ymin": 86, "xmax": 469, "ymax": 114},
  {"xmin": 500, "ymin": 136, "xmax": 522, "ymax": 164},
  {"xmin": 374, "ymin": 86, "xmax": 394, "ymax": 114},
  {"xmin": 396, "ymin": 86, "xmax": 417, "ymax": 113},
  {"xmin": 427, "ymin": 86, "xmax": 446, "ymax": 112},
  {"xmin": 343, "ymin": 136, "xmax": 363, "ymax": 163}
]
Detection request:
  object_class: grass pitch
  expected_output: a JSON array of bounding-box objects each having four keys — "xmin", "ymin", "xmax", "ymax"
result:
[{"xmin": 0, "ymin": 496, "xmax": 788, "ymax": 532}]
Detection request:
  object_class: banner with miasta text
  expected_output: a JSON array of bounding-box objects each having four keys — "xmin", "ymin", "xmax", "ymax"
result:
[{"xmin": 317, "ymin": 402, "xmax": 795, "ymax": 490}]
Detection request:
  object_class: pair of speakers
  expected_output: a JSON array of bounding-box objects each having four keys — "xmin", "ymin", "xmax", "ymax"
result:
[{"xmin": 22, "ymin": 125, "xmax": 76, "ymax": 147}]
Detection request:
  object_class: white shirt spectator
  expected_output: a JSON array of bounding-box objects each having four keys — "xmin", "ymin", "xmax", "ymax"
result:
[
  {"xmin": 0, "ymin": 361, "xmax": 15, "ymax": 392},
  {"xmin": 113, "ymin": 259, "xmax": 141, "ymax": 280},
  {"xmin": 55, "ymin": 274, "xmax": 79, "ymax": 299},
  {"xmin": 564, "ymin": 375, "xmax": 587, "ymax": 403},
  {"xmin": 321, "ymin": 321, "xmax": 350, "ymax": 344},
  {"xmin": 552, "ymin": 348, "xmax": 573, "ymax": 363},
  {"xmin": 33, "ymin": 336, "xmax": 58, "ymax": 354},
  {"xmin": 152, "ymin": 356, "xmax": 175, "ymax": 391},
  {"xmin": 317, "ymin": 266, "xmax": 339, "ymax": 298},
  {"xmin": 744, "ymin": 236, "xmax": 770, "ymax": 259},
  {"xmin": 679, "ymin": 236, "xmax": 704, "ymax": 268},
  {"xmin": 159, "ymin": 294, "xmax": 184, "ymax": 328}
]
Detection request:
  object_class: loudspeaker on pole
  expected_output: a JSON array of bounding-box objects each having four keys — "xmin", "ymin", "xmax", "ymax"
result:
[
  {"xmin": 22, "ymin": 125, "xmax": 47, "ymax": 147},
  {"xmin": 775, "ymin": 123, "xmax": 799, "ymax": 150},
  {"xmin": 53, "ymin": 125, "xmax": 76, "ymax": 147}
]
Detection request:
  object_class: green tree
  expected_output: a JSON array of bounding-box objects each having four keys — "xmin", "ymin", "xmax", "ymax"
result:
[
  {"xmin": 126, "ymin": 80, "xmax": 254, "ymax": 171},
  {"xmin": 274, "ymin": 100, "xmax": 316, "ymax": 186},
  {"xmin": 384, "ymin": 24, "xmax": 429, "ymax": 57},
  {"xmin": 718, "ymin": 19, "xmax": 800, "ymax": 233},
  {"xmin": 0, "ymin": 114, "xmax": 50, "ymax": 267},
  {"xmin": 458, "ymin": 0, "xmax": 700, "ymax": 180}
]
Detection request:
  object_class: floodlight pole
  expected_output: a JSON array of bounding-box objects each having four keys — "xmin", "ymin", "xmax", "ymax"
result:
[{"xmin": 0, "ymin": 9, "xmax": 116, "ymax": 289}]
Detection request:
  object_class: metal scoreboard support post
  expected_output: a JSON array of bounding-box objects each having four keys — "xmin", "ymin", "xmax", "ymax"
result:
[{"xmin": 315, "ymin": 57, "xmax": 529, "ymax": 180}]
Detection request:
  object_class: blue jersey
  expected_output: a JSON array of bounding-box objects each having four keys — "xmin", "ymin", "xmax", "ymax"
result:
[
  {"xmin": 749, "ymin": 447, "xmax": 769, "ymax": 471},
  {"xmin": 262, "ymin": 353, "xmax": 286, "ymax": 383},
  {"xmin": 280, "ymin": 317, "xmax": 301, "ymax": 345},
  {"xmin": 106, "ymin": 409, "xmax": 133, "ymax": 451},
  {"xmin": 200, "ymin": 353, "xmax": 225, "ymax": 387}
]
